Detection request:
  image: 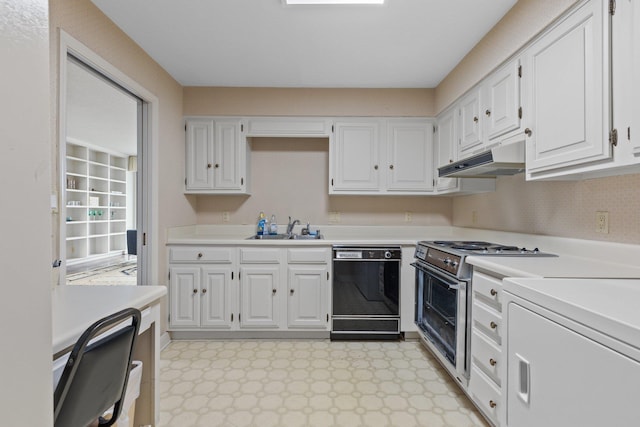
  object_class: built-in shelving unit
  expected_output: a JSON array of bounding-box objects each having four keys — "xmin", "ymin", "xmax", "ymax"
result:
[{"xmin": 65, "ymin": 142, "xmax": 128, "ymax": 265}]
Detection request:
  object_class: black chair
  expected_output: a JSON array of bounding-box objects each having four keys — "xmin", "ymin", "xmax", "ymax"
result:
[{"xmin": 54, "ymin": 308, "xmax": 141, "ymax": 427}]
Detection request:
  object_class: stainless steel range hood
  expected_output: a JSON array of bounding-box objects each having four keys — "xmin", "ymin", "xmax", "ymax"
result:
[{"xmin": 438, "ymin": 142, "xmax": 525, "ymax": 178}]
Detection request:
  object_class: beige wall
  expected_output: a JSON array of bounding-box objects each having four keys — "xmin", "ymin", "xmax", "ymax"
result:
[
  {"xmin": 49, "ymin": 0, "xmax": 195, "ymax": 287},
  {"xmin": 196, "ymin": 139, "xmax": 452, "ymax": 227},
  {"xmin": 184, "ymin": 87, "xmax": 436, "ymax": 117},
  {"xmin": 453, "ymin": 173, "xmax": 640, "ymax": 244},
  {"xmin": 435, "ymin": 0, "xmax": 579, "ymax": 113}
]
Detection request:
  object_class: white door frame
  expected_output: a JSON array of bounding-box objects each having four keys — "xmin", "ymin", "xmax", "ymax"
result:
[{"xmin": 58, "ymin": 30, "xmax": 159, "ymax": 286}]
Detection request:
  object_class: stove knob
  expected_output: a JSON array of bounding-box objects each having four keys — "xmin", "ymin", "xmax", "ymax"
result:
[
  {"xmin": 384, "ymin": 251, "xmax": 392, "ymax": 259},
  {"xmin": 443, "ymin": 258, "xmax": 451, "ymax": 265},
  {"xmin": 451, "ymin": 261, "xmax": 458, "ymax": 267},
  {"xmin": 533, "ymin": 248, "xmax": 540, "ymax": 253}
]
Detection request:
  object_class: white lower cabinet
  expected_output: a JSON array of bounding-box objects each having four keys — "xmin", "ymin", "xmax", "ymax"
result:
[
  {"xmin": 506, "ymin": 302, "xmax": 640, "ymax": 427},
  {"xmin": 468, "ymin": 270, "xmax": 505, "ymax": 426},
  {"xmin": 169, "ymin": 245, "xmax": 330, "ymax": 333}
]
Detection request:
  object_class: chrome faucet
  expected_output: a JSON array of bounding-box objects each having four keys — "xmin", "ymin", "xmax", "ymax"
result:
[{"xmin": 286, "ymin": 217, "xmax": 300, "ymax": 235}]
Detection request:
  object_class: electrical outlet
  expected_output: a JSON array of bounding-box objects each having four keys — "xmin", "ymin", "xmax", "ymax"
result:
[
  {"xmin": 222, "ymin": 211, "xmax": 230, "ymax": 223},
  {"xmin": 405, "ymin": 212, "xmax": 412, "ymax": 222},
  {"xmin": 595, "ymin": 211, "xmax": 609, "ymax": 234},
  {"xmin": 329, "ymin": 212, "xmax": 341, "ymax": 223},
  {"xmin": 471, "ymin": 211, "xmax": 478, "ymax": 225}
]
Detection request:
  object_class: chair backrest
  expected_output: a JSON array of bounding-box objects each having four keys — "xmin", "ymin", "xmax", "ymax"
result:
[{"xmin": 54, "ymin": 308, "xmax": 141, "ymax": 427}]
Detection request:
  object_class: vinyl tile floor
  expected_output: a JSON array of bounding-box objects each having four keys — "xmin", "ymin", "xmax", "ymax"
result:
[{"xmin": 159, "ymin": 340, "xmax": 489, "ymax": 427}]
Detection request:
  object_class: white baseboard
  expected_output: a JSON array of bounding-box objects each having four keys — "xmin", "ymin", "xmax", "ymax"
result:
[{"xmin": 160, "ymin": 331, "xmax": 171, "ymax": 350}]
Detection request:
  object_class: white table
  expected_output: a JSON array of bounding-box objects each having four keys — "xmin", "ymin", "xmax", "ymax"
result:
[{"xmin": 52, "ymin": 285, "xmax": 166, "ymax": 426}]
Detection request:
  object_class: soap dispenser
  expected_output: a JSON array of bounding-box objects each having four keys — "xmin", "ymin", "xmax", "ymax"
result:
[
  {"xmin": 269, "ymin": 214, "xmax": 277, "ymax": 235},
  {"xmin": 257, "ymin": 212, "xmax": 266, "ymax": 236}
]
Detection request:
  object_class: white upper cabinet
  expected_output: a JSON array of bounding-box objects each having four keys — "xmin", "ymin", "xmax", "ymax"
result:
[
  {"xmin": 484, "ymin": 58, "xmax": 522, "ymax": 141},
  {"xmin": 331, "ymin": 120, "xmax": 381, "ymax": 192},
  {"xmin": 632, "ymin": 0, "xmax": 640, "ymax": 154},
  {"xmin": 330, "ymin": 118, "xmax": 434, "ymax": 195},
  {"xmin": 524, "ymin": 0, "xmax": 611, "ymax": 178},
  {"xmin": 434, "ymin": 108, "xmax": 460, "ymax": 192},
  {"xmin": 185, "ymin": 117, "xmax": 247, "ymax": 193},
  {"xmin": 386, "ymin": 119, "xmax": 434, "ymax": 192},
  {"xmin": 458, "ymin": 88, "xmax": 484, "ymax": 157}
]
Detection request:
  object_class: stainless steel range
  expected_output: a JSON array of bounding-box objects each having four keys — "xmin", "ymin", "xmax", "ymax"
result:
[{"xmin": 412, "ymin": 240, "xmax": 555, "ymax": 386}]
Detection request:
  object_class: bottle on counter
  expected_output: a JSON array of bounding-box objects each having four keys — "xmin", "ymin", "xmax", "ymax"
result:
[
  {"xmin": 270, "ymin": 215, "xmax": 278, "ymax": 235},
  {"xmin": 257, "ymin": 211, "xmax": 266, "ymax": 236}
]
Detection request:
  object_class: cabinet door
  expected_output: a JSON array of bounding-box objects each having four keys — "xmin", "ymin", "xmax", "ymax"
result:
[
  {"xmin": 507, "ymin": 302, "xmax": 640, "ymax": 427},
  {"xmin": 213, "ymin": 119, "xmax": 244, "ymax": 190},
  {"xmin": 458, "ymin": 88, "xmax": 484, "ymax": 157},
  {"xmin": 632, "ymin": 0, "xmax": 640, "ymax": 153},
  {"xmin": 169, "ymin": 267, "xmax": 200, "ymax": 328},
  {"xmin": 201, "ymin": 267, "xmax": 234, "ymax": 329},
  {"xmin": 332, "ymin": 121, "xmax": 380, "ymax": 191},
  {"xmin": 386, "ymin": 120, "xmax": 434, "ymax": 192},
  {"xmin": 287, "ymin": 266, "xmax": 328, "ymax": 329},
  {"xmin": 435, "ymin": 109, "xmax": 459, "ymax": 192},
  {"xmin": 185, "ymin": 120, "xmax": 214, "ymax": 190},
  {"xmin": 485, "ymin": 58, "xmax": 521, "ymax": 140},
  {"xmin": 524, "ymin": 0, "xmax": 610, "ymax": 174},
  {"xmin": 240, "ymin": 266, "xmax": 281, "ymax": 329}
]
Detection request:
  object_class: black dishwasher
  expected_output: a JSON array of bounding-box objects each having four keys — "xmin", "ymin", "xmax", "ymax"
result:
[{"xmin": 331, "ymin": 246, "xmax": 401, "ymax": 340}]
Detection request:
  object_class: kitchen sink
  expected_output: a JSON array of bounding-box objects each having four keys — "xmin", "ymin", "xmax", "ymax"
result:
[{"xmin": 246, "ymin": 234, "xmax": 323, "ymax": 240}]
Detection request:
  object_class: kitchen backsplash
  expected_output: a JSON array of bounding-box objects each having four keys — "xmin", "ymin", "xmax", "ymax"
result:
[{"xmin": 452, "ymin": 173, "xmax": 640, "ymax": 244}]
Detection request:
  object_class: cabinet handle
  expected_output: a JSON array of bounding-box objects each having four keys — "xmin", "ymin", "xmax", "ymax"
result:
[
  {"xmin": 231, "ymin": 313, "xmax": 234, "ymax": 322},
  {"xmin": 197, "ymin": 253, "xmax": 203, "ymax": 259},
  {"xmin": 489, "ymin": 400, "xmax": 497, "ymax": 409},
  {"xmin": 272, "ymin": 289, "xmax": 277, "ymax": 295},
  {"xmin": 489, "ymin": 358, "xmax": 497, "ymax": 366},
  {"xmin": 290, "ymin": 289, "xmax": 294, "ymax": 295},
  {"xmin": 490, "ymin": 288, "xmax": 498, "ymax": 296},
  {"xmin": 485, "ymin": 109, "xmax": 491, "ymax": 117},
  {"xmin": 207, "ymin": 163, "xmax": 212, "ymax": 169},
  {"xmin": 374, "ymin": 165, "xmax": 378, "ymax": 170},
  {"xmin": 214, "ymin": 163, "xmax": 219, "ymax": 168},
  {"xmin": 202, "ymin": 289, "xmax": 207, "ymax": 294},
  {"xmin": 389, "ymin": 164, "xmax": 394, "ymax": 170},
  {"xmin": 192, "ymin": 289, "xmax": 197, "ymax": 294},
  {"xmin": 525, "ymin": 128, "xmax": 532, "ymax": 137},
  {"xmin": 490, "ymin": 321, "xmax": 498, "ymax": 330},
  {"xmin": 473, "ymin": 116, "xmax": 479, "ymax": 123}
]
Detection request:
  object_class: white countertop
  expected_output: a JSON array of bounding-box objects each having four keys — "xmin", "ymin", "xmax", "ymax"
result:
[
  {"xmin": 467, "ymin": 254, "xmax": 640, "ymax": 279},
  {"xmin": 52, "ymin": 285, "xmax": 166, "ymax": 355},
  {"xmin": 503, "ymin": 277, "xmax": 640, "ymax": 350}
]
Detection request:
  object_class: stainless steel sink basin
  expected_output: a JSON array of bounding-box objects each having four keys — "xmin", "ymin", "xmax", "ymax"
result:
[{"xmin": 246, "ymin": 233, "xmax": 323, "ymax": 240}]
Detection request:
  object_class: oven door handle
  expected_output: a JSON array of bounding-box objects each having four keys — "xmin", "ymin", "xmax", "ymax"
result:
[{"xmin": 448, "ymin": 284, "xmax": 466, "ymax": 291}]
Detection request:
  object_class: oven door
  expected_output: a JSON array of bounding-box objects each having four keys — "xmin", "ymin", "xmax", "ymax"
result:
[{"xmin": 412, "ymin": 260, "xmax": 469, "ymax": 381}]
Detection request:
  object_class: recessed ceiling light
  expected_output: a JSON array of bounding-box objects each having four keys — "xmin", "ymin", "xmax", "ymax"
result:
[{"xmin": 284, "ymin": 0, "xmax": 384, "ymax": 5}]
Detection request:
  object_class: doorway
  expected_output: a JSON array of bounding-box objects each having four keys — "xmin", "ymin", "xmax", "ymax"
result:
[{"xmin": 63, "ymin": 55, "xmax": 141, "ymax": 285}]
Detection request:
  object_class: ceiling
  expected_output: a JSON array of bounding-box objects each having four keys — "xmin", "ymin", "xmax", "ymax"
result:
[
  {"xmin": 66, "ymin": 59, "xmax": 139, "ymax": 155},
  {"xmin": 91, "ymin": 0, "xmax": 518, "ymax": 88}
]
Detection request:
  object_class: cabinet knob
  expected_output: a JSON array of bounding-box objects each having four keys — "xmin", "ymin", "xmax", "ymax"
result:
[
  {"xmin": 272, "ymin": 289, "xmax": 277, "ymax": 295},
  {"xmin": 374, "ymin": 165, "xmax": 379, "ymax": 170},
  {"xmin": 207, "ymin": 163, "xmax": 212, "ymax": 169},
  {"xmin": 489, "ymin": 358, "xmax": 497, "ymax": 366},
  {"xmin": 490, "ymin": 288, "xmax": 498, "ymax": 296},
  {"xmin": 197, "ymin": 253, "xmax": 203, "ymax": 258},
  {"xmin": 389, "ymin": 164, "xmax": 394, "ymax": 170},
  {"xmin": 525, "ymin": 128, "xmax": 532, "ymax": 137},
  {"xmin": 485, "ymin": 109, "xmax": 491, "ymax": 117},
  {"xmin": 490, "ymin": 321, "xmax": 498, "ymax": 330},
  {"xmin": 473, "ymin": 116, "xmax": 479, "ymax": 123},
  {"xmin": 214, "ymin": 163, "xmax": 219, "ymax": 168},
  {"xmin": 290, "ymin": 289, "xmax": 294, "ymax": 295},
  {"xmin": 202, "ymin": 289, "xmax": 207, "ymax": 294},
  {"xmin": 489, "ymin": 400, "xmax": 497, "ymax": 409},
  {"xmin": 192, "ymin": 289, "xmax": 198, "ymax": 294},
  {"xmin": 449, "ymin": 159, "xmax": 453, "ymax": 164}
]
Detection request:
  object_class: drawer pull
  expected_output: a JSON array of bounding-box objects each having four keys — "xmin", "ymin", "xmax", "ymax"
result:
[
  {"xmin": 197, "ymin": 252, "xmax": 203, "ymax": 259},
  {"xmin": 272, "ymin": 289, "xmax": 277, "ymax": 295},
  {"xmin": 490, "ymin": 321, "xmax": 498, "ymax": 330},
  {"xmin": 202, "ymin": 289, "xmax": 207, "ymax": 294},
  {"xmin": 192, "ymin": 289, "xmax": 198, "ymax": 294},
  {"xmin": 490, "ymin": 288, "xmax": 498, "ymax": 296},
  {"xmin": 290, "ymin": 289, "xmax": 294, "ymax": 295},
  {"xmin": 489, "ymin": 358, "xmax": 497, "ymax": 366},
  {"xmin": 489, "ymin": 400, "xmax": 497, "ymax": 409}
]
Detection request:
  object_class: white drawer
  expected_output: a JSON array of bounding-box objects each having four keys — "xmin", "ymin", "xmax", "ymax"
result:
[
  {"xmin": 169, "ymin": 247, "xmax": 234, "ymax": 263},
  {"xmin": 240, "ymin": 248, "xmax": 281, "ymax": 264},
  {"xmin": 473, "ymin": 271, "xmax": 502, "ymax": 308},
  {"xmin": 471, "ymin": 329, "xmax": 502, "ymax": 385},
  {"xmin": 287, "ymin": 248, "xmax": 329, "ymax": 264},
  {"xmin": 473, "ymin": 300, "xmax": 502, "ymax": 344},
  {"xmin": 469, "ymin": 365, "xmax": 501, "ymax": 425}
]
